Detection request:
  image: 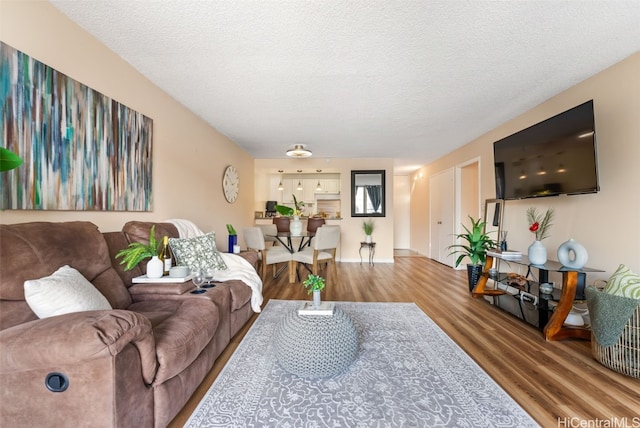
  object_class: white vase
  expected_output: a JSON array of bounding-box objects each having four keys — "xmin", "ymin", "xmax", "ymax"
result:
[
  {"xmin": 557, "ymin": 238, "xmax": 588, "ymax": 269},
  {"xmin": 146, "ymin": 256, "xmax": 163, "ymax": 278},
  {"xmin": 527, "ymin": 240, "xmax": 547, "ymax": 265},
  {"xmin": 313, "ymin": 290, "xmax": 322, "ymax": 309},
  {"xmin": 364, "ymin": 234, "xmax": 372, "ymax": 243},
  {"xmin": 290, "ymin": 216, "xmax": 303, "ymax": 236}
]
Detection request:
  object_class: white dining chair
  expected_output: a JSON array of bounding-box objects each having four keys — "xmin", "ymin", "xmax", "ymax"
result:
[
  {"xmin": 243, "ymin": 227, "xmax": 295, "ymax": 283},
  {"xmin": 292, "ymin": 225, "xmax": 340, "ymax": 285}
]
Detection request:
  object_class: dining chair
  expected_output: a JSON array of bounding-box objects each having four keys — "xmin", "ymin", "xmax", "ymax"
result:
[
  {"xmin": 243, "ymin": 227, "xmax": 295, "ymax": 283},
  {"xmin": 272, "ymin": 217, "xmax": 290, "ymax": 233},
  {"xmin": 306, "ymin": 217, "xmax": 325, "ymax": 233},
  {"xmin": 292, "ymin": 225, "xmax": 340, "ymax": 285},
  {"xmin": 257, "ymin": 223, "xmax": 278, "ymax": 246}
]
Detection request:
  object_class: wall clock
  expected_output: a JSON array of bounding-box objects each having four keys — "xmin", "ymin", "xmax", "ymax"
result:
[{"xmin": 222, "ymin": 165, "xmax": 239, "ymax": 203}]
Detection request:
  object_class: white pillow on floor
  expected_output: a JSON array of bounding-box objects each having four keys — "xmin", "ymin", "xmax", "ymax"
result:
[{"xmin": 24, "ymin": 265, "xmax": 112, "ymax": 318}]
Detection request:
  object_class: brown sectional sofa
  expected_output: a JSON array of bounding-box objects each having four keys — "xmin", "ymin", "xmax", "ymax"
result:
[{"xmin": 0, "ymin": 220, "xmax": 259, "ymax": 427}]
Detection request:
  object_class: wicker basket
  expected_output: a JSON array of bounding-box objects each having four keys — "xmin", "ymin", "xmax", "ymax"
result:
[{"xmin": 591, "ymin": 301, "xmax": 640, "ymax": 379}]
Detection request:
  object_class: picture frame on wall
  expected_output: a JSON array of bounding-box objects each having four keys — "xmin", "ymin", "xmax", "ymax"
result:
[{"xmin": 0, "ymin": 42, "xmax": 153, "ymax": 211}]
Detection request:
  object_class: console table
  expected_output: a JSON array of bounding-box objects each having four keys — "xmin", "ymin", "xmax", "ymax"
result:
[
  {"xmin": 359, "ymin": 241, "xmax": 376, "ymax": 265},
  {"xmin": 473, "ymin": 254, "xmax": 603, "ymax": 341}
]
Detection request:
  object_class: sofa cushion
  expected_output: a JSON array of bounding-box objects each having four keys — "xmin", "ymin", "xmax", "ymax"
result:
[
  {"xmin": 604, "ymin": 264, "xmax": 640, "ymax": 299},
  {"xmin": 169, "ymin": 233, "xmax": 228, "ymax": 271},
  {"xmin": 127, "ymin": 298, "xmax": 220, "ymax": 385},
  {"xmin": 24, "ymin": 265, "xmax": 112, "ymax": 318},
  {"xmin": 122, "ymin": 221, "xmax": 179, "ymax": 245},
  {"xmin": 0, "ymin": 222, "xmax": 131, "ymax": 311}
]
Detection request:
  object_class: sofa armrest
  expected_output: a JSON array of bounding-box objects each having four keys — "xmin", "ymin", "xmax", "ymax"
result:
[{"xmin": 0, "ymin": 309, "xmax": 157, "ymax": 384}]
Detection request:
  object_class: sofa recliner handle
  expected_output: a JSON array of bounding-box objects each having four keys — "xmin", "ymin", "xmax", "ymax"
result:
[{"xmin": 45, "ymin": 372, "xmax": 69, "ymax": 392}]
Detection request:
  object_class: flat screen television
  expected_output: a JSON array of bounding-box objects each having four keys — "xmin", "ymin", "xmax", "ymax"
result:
[{"xmin": 493, "ymin": 100, "xmax": 599, "ymax": 200}]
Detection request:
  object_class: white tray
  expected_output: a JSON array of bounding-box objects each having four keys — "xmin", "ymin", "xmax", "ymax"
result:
[{"xmin": 132, "ymin": 274, "xmax": 195, "ymax": 283}]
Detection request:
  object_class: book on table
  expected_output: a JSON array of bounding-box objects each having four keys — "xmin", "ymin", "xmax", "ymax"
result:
[
  {"xmin": 298, "ymin": 301, "xmax": 335, "ymax": 316},
  {"xmin": 486, "ymin": 249, "xmax": 522, "ymax": 259}
]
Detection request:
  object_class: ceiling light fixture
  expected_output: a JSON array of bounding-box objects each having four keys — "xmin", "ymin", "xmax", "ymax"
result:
[
  {"xmin": 316, "ymin": 181, "xmax": 322, "ymax": 191},
  {"xmin": 286, "ymin": 144, "xmax": 312, "ymax": 158},
  {"xmin": 297, "ymin": 170, "xmax": 303, "ymax": 190},
  {"xmin": 277, "ymin": 170, "xmax": 284, "ymax": 190}
]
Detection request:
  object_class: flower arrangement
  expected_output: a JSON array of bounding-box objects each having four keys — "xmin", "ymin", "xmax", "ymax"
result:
[
  {"xmin": 275, "ymin": 194, "xmax": 305, "ymax": 217},
  {"xmin": 527, "ymin": 207, "xmax": 554, "ymax": 241},
  {"xmin": 302, "ymin": 274, "xmax": 325, "ymax": 294}
]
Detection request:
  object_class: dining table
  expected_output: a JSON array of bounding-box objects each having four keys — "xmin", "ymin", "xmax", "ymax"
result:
[{"xmin": 267, "ymin": 231, "xmax": 315, "ymax": 253}]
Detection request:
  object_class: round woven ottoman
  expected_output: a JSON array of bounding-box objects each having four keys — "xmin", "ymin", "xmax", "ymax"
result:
[{"xmin": 274, "ymin": 306, "xmax": 359, "ymax": 378}]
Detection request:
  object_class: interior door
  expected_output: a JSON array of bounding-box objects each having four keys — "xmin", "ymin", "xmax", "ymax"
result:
[{"xmin": 429, "ymin": 169, "xmax": 455, "ymax": 266}]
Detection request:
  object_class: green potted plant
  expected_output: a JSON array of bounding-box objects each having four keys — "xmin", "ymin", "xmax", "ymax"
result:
[
  {"xmin": 362, "ymin": 219, "xmax": 375, "ymax": 243},
  {"xmin": 303, "ymin": 274, "xmax": 326, "ymax": 309},
  {"xmin": 447, "ymin": 216, "xmax": 497, "ymax": 292},
  {"xmin": 0, "ymin": 147, "xmax": 23, "ymax": 172},
  {"xmin": 116, "ymin": 225, "xmax": 161, "ymax": 276}
]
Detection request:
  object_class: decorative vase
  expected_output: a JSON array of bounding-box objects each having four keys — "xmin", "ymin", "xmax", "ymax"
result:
[
  {"xmin": 466, "ymin": 264, "xmax": 482, "ymax": 292},
  {"xmin": 364, "ymin": 234, "xmax": 372, "ymax": 243},
  {"xmin": 313, "ymin": 290, "xmax": 321, "ymax": 309},
  {"xmin": 228, "ymin": 234, "xmax": 237, "ymax": 253},
  {"xmin": 146, "ymin": 256, "xmax": 163, "ymax": 278},
  {"xmin": 290, "ymin": 215, "xmax": 303, "ymax": 236},
  {"xmin": 527, "ymin": 240, "xmax": 547, "ymax": 265},
  {"xmin": 557, "ymin": 238, "xmax": 588, "ymax": 269}
]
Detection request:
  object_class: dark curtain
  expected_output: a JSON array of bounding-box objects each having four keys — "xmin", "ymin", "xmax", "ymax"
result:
[{"xmin": 366, "ymin": 185, "xmax": 382, "ymax": 213}]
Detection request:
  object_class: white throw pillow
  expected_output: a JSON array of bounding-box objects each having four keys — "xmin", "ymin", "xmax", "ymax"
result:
[{"xmin": 24, "ymin": 265, "xmax": 112, "ymax": 318}]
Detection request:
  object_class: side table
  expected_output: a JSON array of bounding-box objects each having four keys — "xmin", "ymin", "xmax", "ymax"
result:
[{"xmin": 359, "ymin": 242, "xmax": 376, "ymax": 265}]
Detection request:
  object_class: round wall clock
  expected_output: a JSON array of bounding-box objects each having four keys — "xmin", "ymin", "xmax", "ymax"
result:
[{"xmin": 222, "ymin": 165, "xmax": 239, "ymax": 203}]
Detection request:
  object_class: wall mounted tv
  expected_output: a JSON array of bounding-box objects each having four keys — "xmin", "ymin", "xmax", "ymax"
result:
[{"xmin": 493, "ymin": 100, "xmax": 599, "ymax": 200}]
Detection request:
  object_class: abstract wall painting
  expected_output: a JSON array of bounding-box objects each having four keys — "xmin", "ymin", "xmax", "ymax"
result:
[{"xmin": 0, "ymin": 42, "xmax": 153, "ymax": 211}]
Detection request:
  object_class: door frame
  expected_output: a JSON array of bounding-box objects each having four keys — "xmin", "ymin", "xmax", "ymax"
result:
[{"xmin": 453, "ymin": 157, "xmax": 482, "ymax": 269}]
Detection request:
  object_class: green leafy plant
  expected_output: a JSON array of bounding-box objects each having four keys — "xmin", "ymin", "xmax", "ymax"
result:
[
  {"xmin": 116, "ymin": 225, "xmax": 159, "ymax": 271},
  {"xmin": 527, "ymin": 207, "xmax": 554, "ymax": 241},
  {"xmin": 362, "ymin": 219, "xmax": 375, "ymax": 235},
  {"xmin": 447, "ymin": 216, "xmax": 497, "ymax": 266},
  {"xmin": 226, "ymin": 224, "xmax": 237, "ymax": 235},
  {"xmin": 275, "ymin": 194, "xmax": 305, "ymax": 217},
  {"xmin": 0, "ymin": 147, "xmax": 23, "ymax": 172},
  {"xmin": 302, "ymin": 274, "xmax": 326, "ymax": 294}
]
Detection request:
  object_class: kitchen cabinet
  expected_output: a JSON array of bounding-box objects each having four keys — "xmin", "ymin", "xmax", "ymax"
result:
[{"xmin": 317, "ymin": 179, "xmax": 340, "ymax": 194}]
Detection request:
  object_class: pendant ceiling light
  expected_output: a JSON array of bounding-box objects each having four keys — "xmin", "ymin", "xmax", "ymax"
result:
[
  {"xmin": 277, "ymin": 170, "xmax": 284, "ymax": 190},
  {"xmin": 286, "ymin": 144, "xmax": 312, "ymax": 158},
  {"xmin": 316, "ymin": 181, "xmax": 322, "ymax": 191},
  {"xmin": 296, "ymin": 169, "xmax": 303, "ymax": 190}
]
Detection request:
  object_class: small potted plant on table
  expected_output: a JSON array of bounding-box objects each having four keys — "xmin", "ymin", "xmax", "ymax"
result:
[
  {"xmin": 362, "ymin": 219, "xmax": 375, "ymax": 243},
  {"xmin": 303, "ymin": 274, "xmax": 326, "ymax": 309},
  {"xmin": 448, "ymin": 216, "xmax": 497, "ymax": 292},
  {"xmin": 116, "ymin": 225, "xmax": 162, "ymax": 277}
]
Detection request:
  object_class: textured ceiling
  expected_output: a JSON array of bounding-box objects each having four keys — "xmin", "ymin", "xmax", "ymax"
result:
[{"xmin": 50, "ymin": 0, "xmax": 640, "ymax": 174}]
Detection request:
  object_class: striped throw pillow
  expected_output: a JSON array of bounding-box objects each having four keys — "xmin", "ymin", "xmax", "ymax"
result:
[{"xmin": 604, "ymin": 264, "xmax": 640, "ymax": 299}]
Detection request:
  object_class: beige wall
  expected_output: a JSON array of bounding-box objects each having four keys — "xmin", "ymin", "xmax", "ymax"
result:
[
  {"xmin": 0, "ymin": 1, "xmax": 255, "ymax": 249},
  {"xmin": 410, "ymin": 52, "xmax": 640, "ymax": 279},
  {"xmin": 255, "ymin": 158, "xmax": 395, "ymax": 262}
]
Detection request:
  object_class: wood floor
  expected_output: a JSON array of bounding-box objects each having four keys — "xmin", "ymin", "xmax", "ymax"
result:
[{"xmin": 170, "ymin": 255, "xmax": 639, "ymax": 427}]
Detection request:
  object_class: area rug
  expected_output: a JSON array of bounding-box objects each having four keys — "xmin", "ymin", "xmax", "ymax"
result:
[{"xmin": 186, "ymin": 300, "xmax": 538, "ymax": 427}]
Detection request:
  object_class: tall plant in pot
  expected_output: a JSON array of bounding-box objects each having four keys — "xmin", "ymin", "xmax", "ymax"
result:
[{"xmin": 448, "ymin": 216, "xmax": 497, "ymax": 292}]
